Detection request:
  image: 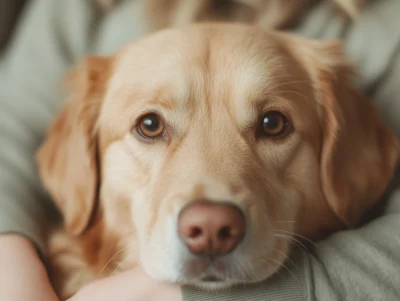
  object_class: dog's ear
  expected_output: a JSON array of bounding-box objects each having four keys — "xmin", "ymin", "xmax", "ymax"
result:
[
  {"xmin": 297, "ymin": 39, "xmax": 400, "ymax": 227},
  {"xmin": 320, "ymin": 70, "xmax": 399, "ymax": 227},
  {"xmin": 37, "ymin": 56, "xmax": 111, "ymax": 236}
]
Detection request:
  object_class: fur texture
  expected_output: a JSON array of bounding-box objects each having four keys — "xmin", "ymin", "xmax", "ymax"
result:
[{"xmin": 37, "ymin": 24, "xmax": 399, "ymax": 300}]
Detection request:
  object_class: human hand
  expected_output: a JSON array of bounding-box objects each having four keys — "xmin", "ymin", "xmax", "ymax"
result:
[
  {"xmin": 68, "ymin": 266, "xmax": 181, "ymax": 301},
  {"xmin": 0, "ymin": 234, "xmax": 59, "ymax": 301}
]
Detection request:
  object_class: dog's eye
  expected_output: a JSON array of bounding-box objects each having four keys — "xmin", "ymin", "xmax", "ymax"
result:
[
  {"xmin": 137, "ymin": 113, "xmax": 165, "ymax": 139},
  {"xmin": 260, "ymin": 111, "xmax": 289, "ymax": 137}
]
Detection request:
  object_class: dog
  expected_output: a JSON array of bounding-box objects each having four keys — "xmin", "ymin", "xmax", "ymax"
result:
[{"xmin": 36, "ymin": 23, "xmax": 399, "ymax": 299}]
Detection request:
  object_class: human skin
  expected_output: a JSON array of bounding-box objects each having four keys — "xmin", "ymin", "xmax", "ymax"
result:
[
  {"xmin": 67, "ymin": 267, "xmax": 181, "ymax": 301},
  {"xmin": 0, "ymin": 234, "xmax": 181, "ymax": 301},
  {"xmin": 0, "ymin": 234, "xmax": 59, "ymax": 301}
]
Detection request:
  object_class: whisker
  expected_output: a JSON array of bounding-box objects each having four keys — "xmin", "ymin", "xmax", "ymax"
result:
[
  {"xmin": 99, "ymin": 241, "xmax": 133, "ymax": 276},
  {"xmin": 112, "ymin": 260, "xmax": 141, "ymax": 277},
  {"xmin": 272, "ymin": 247, "xmax": 297, "ymax": 270},
  {"xmin": 260, "ymin": 258, "xmax": 284, "ymax": 279},
  {"xmin": 273, "ymin": 233, "xmax": 308, "ymax": 252},
  {"xmin": 109, "ymin": 260, "xmax": 123, "ymax": 277},
  {"xmin": 234, "ymin": 257, "xmax": 249, "ymax": 280},
  {"xmin": 275, "ymin": 229, "xmax": 318, "ymax": 249},
  {"xmin": 239, "ymin": 255, "xmax": 254, "ymax": 279},
  {"xmin": 267, "ymin": 257, "xmax": 299, "ymax": 282}
]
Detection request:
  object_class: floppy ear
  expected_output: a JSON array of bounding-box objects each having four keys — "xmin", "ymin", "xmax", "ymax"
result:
[
  {"xmin": 306, "ymin": 41, "xmax": 400, "ymax": 227},
  {"xmin": 36, "ymin": 56, "xmax": 111, "ymax": 236}
]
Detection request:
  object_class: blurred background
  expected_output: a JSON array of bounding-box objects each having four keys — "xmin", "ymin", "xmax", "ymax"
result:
[{"xmin": 0, "ymin": 0, "xmax": 27, "ymax": 54}]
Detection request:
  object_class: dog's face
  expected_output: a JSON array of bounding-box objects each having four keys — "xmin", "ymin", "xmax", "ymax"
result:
[
  {"xmin": 37, "ymin": 24, "xmax": 399, "ymax": 288},
  {"xmin": 99, "ymin": 25, "xmax": 328, "ymax": 286}
]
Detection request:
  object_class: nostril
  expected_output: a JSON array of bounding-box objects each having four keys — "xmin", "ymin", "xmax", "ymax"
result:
[
  {"xmin": 189, "ymin": 226, "xmax": 203, "ymax": 239},
  {"xmin": 218, "ymin": 226, "xmax": 231, "ymax": 239},
  {"xmin": 178, "ymin": 201, "xmax": 246, "ymax": 256}
]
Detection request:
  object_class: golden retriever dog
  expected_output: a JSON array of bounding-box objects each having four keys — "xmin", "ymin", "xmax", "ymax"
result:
[{"xmin": 37, "ymin": 23, "xmax": 399, "ymax": 299}]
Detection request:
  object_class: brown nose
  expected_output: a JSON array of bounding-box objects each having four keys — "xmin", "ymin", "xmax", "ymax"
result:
[{"xmin": 178, "ymin": 202, "xmax": 245, "ymax": 257}]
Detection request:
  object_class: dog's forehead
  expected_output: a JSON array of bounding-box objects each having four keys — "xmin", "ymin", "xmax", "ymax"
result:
[
  {"xmin": 109, "ymin": 25, "xmax": 293, "ymax": 98},
  {"xmin": 102, "ymin": 25, "xmax": 310, "ymax": 135}
]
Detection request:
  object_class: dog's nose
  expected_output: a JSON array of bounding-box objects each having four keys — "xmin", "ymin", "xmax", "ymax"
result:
[{"xmin": 178, "ymin": 201, "xmax": 245, "ymax": 256}]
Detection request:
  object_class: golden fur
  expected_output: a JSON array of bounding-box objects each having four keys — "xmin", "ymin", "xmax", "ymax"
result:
[{"xmin": 37, "ymin": 23, "xmax": 398, "ymax": 300}]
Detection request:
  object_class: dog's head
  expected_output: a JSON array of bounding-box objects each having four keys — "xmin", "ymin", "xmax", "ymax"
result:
[{"xmin": 37, "ymin": 24, "xmax": 399, "ymax": 288}]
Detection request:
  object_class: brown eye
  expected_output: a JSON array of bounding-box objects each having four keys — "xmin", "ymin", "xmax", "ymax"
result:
[
  {"xmin": 260, "ymin": 111, "xmax": 289, "ymax": 137},
  {"xmin": 137, "ymin": 113, "xmax": 165, "ymax": 139}
]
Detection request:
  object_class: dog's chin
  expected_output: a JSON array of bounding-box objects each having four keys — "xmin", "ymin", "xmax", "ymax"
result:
[
  {"xmin": 141, "ymin": 254, "xmax": 280, "ymax": 290},
  {"xmin": 146, "ymin": 266, "xmax": 274, "ymax": 291},
  {"xmin": 140, "ymin": 242, "xmax": 283, "ymax": 290}
]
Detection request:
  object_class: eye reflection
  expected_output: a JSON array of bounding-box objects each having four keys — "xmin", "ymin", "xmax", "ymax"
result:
[
  {"xmin": 260, "ymin": 111, "xmax": 289, "ymax": 137},
  {"xmin": 137, "ymin": 113, "xmax": 165, "ymax": 139}
]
